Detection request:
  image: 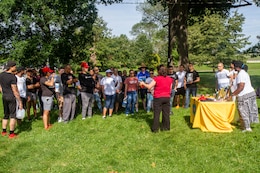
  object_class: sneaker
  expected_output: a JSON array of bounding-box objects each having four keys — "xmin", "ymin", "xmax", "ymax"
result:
[
  {"xmin": 102, "ymin": 115, "xmax": 106, "ymax": 119},
  {"xmin": 125, "ymin": 114, "xmax": 129, "ymax": 117},
  {"xmin": 8, "ymin": 133, "xmax": 18, "ymax": 139},
  {"xmin": 82, "ymin": 117, "xmax": 86, "ymax": 120},
  {"xmin": 175, "ymin": 105, "xmax": 180, "ymax": 109},
  {"xmin": 242, "ymin": 128, "xmax": 252, "ymax": 133},
  {"xmin": 108, "ymin": 115, "xmax": 112, "ymax": 117},
  {"xmin": 1, "ymin": 132, "xmax": 7, "ymax": 136},
  {"xmin": 136, "ymin": 108, "xmax": 138, "ymax": 112},
  {"xmin": 58, "ymin": 117, "xmax": 63, "ymax": 123}
]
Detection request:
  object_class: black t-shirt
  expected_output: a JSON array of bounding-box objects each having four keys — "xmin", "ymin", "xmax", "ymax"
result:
[
  {"xmin": 185, "ymin": 70, "xmax": 199, "ymax": 88},
  {"xmin": 78, "ymin": 72, "xmax": 95, "ymax": 94},
  {"xmin": 26, "ymin": 77, "xmax": 37, "ymax": 93},
  {"xmin": 168, "ymin": 73, "xmax": 178, "ymax": 89},
  {"xmin": 61, "ymin": 73, "xmax": 77, "ymax": 95},
  {"xmin": 40, "ymin": 77, "xmax": 54, "ymax": 97},
  {"xmin": 0, "ymin": 71, "xmax": 17, "ymax": 98}
]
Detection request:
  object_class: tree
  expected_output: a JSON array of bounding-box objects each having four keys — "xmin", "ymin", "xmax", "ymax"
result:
[
  {"xmin": 147, "ymin": 0, "xmax": 256, "ymax": 67},
  {"xmin": 131, "ymin": 2, "xmax": 168, "ymax": 66},
  {"xmin": 0, "ymin": 0, "xmax": 122, "ymax": 67}
]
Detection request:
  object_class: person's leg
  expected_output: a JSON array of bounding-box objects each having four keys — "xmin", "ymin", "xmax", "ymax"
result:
[
  {"xmin": 161, "ymin": 98, "xmax": 170, "ymax": 131},
  {"xmin": 185, "ymin": 88, "xmax": 191, "ymax": 108},
  {"xmin": 43, "ymin": 110, "xmax": 49, "ymax": 129},
  {"xmin": 169, "ymin": 89, "xmax": 175, "ymax": 114},
  {"xmin": 62, "ymin": 95, "xmax": 72, "ymax": 122},
  {"xmin": 191, "ymin": 87, "xmax": 197, "ymax": 97},
  {"xmin": 152, "ymin": 98, "xmax": 161, "ymax": 132},
  {"xmin": 32, "ymin": 100, "xmax": 37, "ymax": 118},
  {"xmin": 81, "ymin": 92, "xmax": 88, "ymax": 119},
  {"xmin": 94, "ymin": 92, "xmax": 102, "ymax": 113},
  {"xmin": 103, "ymin": 95, "xmax": 110, "ymax": 118},
  {"xmin": 87, "ymin": 93, "xmax": 94, "ymax": 117},
  {"xmin": 70, "ymin": 94, "xmax": 76, "ymax": 121},
  {"xmin": 237, "ymin": 97, "xmax": 251, "ymax": 130},
  {"xmin": 147, "ymin": 93, "xmax": 152, "ymax": 112},
  {"xmin": 248, "ymin": 94, "xmax": 259, "ymax": 124},
  {"xmin": 27, "ymin": 101, "xmax": 31, "ymax": 120},
  {"xmin": 132, "ymin": 91, "xmax": 137, "ymax": 114},
  {"xmin": 108, "ymin": 94, "xmax": 116, "ymax": 116},
  {"xmin": 125, "ymin": 92, "xmax": 131, "ymax": 115}
]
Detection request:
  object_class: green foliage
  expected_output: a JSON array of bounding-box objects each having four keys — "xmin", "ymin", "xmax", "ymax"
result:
[
  {"xmin": 0, "ymin": 0, "xmax": 122, "ymax": 67},
  {"xmin": 188, "ymin": 10, "xmax": 249, "ymax": 66}
]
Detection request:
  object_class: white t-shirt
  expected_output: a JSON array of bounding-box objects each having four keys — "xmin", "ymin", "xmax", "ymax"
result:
[
  {"xmin": 228, "ymin": 69, "xmax": 237, "ymax": 92},
  {"xmin": 16, "ymin": 75, "xmax": 27, "ymax": 98},
  {"xmin": 236, "ymin": 70, "xmax": 255, "ymax": 97},
  {"xmin": 100, "ymin": 77, "xmax": 116, "ymax": 95},
  {"xmin": 215, "ymin": 69, "xmax": 230, "ymax": 89},
  {"xmin": 176, "ymin": 71, "xmax": 186, "ymax": 88},
  {"xmin": 111, "ymin": 74, "xmax": 122, "ymax": 91}
]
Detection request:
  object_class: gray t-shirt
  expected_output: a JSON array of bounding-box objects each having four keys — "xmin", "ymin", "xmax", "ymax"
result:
[{"xmin": 40, "ymin": 77, "xmax": 54, "ymax": 97}]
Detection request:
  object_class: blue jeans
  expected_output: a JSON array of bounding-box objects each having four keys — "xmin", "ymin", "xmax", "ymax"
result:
[
  {"xmin": 185, "ymin": 87, "xmax": 197, "ymax": 108},
  {"xmin": 104, "ymin": 94, "xmax": 116, "ymax": 109},
  {"xmin": 146, "ymin": 93, "xmax": 154, "ymax": 112},
  {"xmin": 93, "ymin": 92, "xmax": 102, "ymax": 112},
  {"xmin": 125, "ymin": 91, "xmax": 137, "ymax": 114},
  {"xmin": 169, "ymin": 89, "xmax": 176, "ymax": 111}
]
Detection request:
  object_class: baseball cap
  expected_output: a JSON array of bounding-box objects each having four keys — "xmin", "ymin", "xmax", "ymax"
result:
[
  {"xmin": 105, "ymin": 69, "xmax": 112, "ymax": 73},
  {"xmin": 42, "ymin": 66, "xmax": 54, "ymax": 73},
  {"xmin": 6, "ymin": 60, "xmax": 16, "ymax": 69},
  {"xmin": 81, "ymin": 62, "xmax": 89, "ymax": 68}
]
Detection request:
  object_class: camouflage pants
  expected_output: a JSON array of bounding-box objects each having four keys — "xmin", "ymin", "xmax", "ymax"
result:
[{"xmin": 237, "ymin": 91, "xmax": 259, "ymax": 129}]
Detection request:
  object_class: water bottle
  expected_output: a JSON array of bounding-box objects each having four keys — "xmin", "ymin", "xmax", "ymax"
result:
[{"xmin": 122, "ymin": 96, "xmax": 127, "ymax": 108}]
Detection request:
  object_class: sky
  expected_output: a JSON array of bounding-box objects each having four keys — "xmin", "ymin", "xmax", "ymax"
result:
[{"xmin": 97, "ymin": 1, "xmax": 260, "ymax": 49}]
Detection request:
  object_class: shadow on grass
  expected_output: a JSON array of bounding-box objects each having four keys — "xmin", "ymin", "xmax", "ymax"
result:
[
  {"xmin": 128, "ymin": 110, "xmax": 153, "ymax": 129},
  {"xmin": 183, "ymin": 115, "xmax": 193, "ymax": 129},
  {"xmin": 17, "ymin": 119, "xmax": 33, "ymax": 134}
]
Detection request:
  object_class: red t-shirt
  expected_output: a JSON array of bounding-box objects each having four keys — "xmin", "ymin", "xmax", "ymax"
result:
[
  {"xmin": 153, "ymin": 76, "xmax": 172, "ymax": 98},
  {"xmin": 124, "ymin": 77, "xmax": 138, "ymax": 92}
]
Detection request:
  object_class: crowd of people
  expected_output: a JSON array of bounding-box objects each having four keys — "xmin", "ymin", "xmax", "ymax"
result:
[{"xmin": 0, "ymin": 60, "xmax": 259, "ymax": 138}]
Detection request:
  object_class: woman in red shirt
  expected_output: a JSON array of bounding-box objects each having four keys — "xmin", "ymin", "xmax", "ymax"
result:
[{"xmin": 139, "ymin": 65, "xmax": 173, "ymax": 132}]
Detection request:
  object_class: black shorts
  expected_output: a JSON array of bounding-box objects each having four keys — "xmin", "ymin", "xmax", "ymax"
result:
[
  {"xmin": 115, "ymin": 92, "xmax": 123, "ymax": 103},
  {"xmin": 21, "ymin": 97, "xmax": 27, "ymax": 109},
  {"xmin": 176, "ymin": 87, "xmax": 185, "ymax": 96},
  {"xmin": 139, "ymin": 89, "xmax": 147, "ymax": 99},
  {"xmin": 2, "ymin": 95, "xmax": 17, "ymax": 119}
]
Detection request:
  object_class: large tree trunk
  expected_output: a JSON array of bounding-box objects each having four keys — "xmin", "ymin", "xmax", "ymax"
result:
[{"xmin": 168, "ymin": 0, "xmax": 189, "ymax": 68}]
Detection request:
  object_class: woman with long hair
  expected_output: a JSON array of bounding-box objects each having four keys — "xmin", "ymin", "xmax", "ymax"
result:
[{"xmin": 139, "ymin": 65, "xmax": 173, "ymax": 132}]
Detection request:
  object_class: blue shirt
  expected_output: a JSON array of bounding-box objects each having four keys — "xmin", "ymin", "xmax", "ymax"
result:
[{"xmin": 137, "ymin": 71, "xmax": 150, "ymax": 82}]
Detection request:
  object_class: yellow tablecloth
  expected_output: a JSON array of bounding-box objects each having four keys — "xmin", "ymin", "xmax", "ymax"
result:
[{"xmin": 190, "ymin": 97, "xmax": 235, "ymax": 132}]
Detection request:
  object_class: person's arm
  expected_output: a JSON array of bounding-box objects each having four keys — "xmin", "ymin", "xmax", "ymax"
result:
[
  {"xmin": 193, "ymin": 76, "xmax": 200, "ymax": 83},
  {"xmin": 231, "ymin": 82, "xmax": 245, "ymax": 97},
  {"xmin": 0, "ymin": 85, "xmax": 2, "ymax": 93},
  {"xmin": 44, "ymin": 74, "xmax": 55, "ymax": 87},
  {"xmin": 11, "ymin": 84, "xmax": 23, "ymax": 109},
  {"xmin": 174, "ymin": 79, "xmax": 178, "ymax": 91},
  {"xmin": 139, "ymin": 79, "xmax": 156, "ymax": 90},
  {"xmin": 124, "ymin": 83, "xmax": 128, "ymax": 98}
]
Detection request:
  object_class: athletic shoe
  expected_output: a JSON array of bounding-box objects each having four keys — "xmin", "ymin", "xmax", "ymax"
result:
[
  {"xmin": 58, "ymin": 117, "xmax": 63, "ymax": 123},
  {"xmin": 82, "ymin": 117, "xmax": 86, "ymax": 120},
  {"xmin": 125, "ymin": 114, "xmax": 129, "ymax": 117},
  {"xmin": 108, "ymin": 115, "xmax": 112, "ymax": 117},
  {"xmin": 242, "ymin": 128, "xmax": 252, "ymax": 133},
  {"xmin": 1, "ymin": 132, "xmax": 7, "ymax": 136},
  {"xmin": 175, "ymin": 105, "xmax": 180, "ymax": 109},
  {"xmin": 8, "ymin": 133, "xmax": 18, "ymax": 139},
  {"xmin": 102, "ymin": 116, "xmax": 106, "ymax": 119}
]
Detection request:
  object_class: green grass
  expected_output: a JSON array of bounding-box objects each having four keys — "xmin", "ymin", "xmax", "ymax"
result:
[
  {"xmin": 0, "ymin": 63, "xmax": 260, "ymax": 173},
  {"xmin": 0, "ymin": 95, "xmax": 260, "ymax": 172}
]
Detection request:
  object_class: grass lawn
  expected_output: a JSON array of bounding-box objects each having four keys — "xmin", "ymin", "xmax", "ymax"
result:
[{"xmin": 0, "ymin": 63, "xmax": 260, "ymax": 173}]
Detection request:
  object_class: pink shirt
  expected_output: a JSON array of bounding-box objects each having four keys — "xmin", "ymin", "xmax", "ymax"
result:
[
  {"xmin": 153, "ymin": 76, "xmax": 172, "ymax": 98},
  {"xmin": 124, "ymin": 77, "xmax": 138, "ymax": 92}
]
